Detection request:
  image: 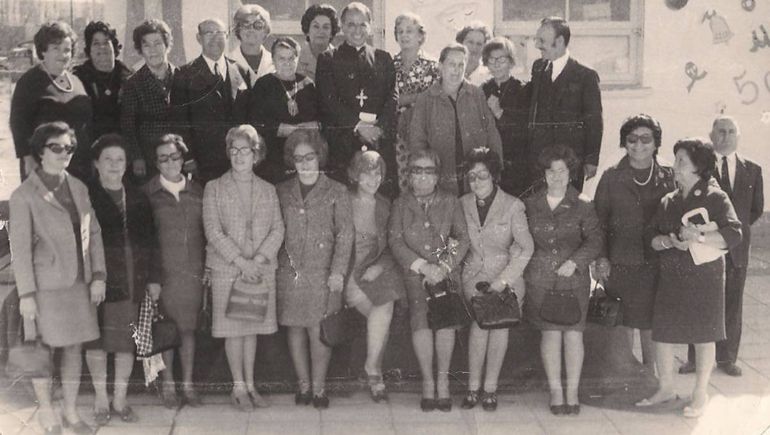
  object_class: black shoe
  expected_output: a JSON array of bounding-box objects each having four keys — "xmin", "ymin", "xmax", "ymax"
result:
[
  {"xmin": 566, "ymin": 404, "xmax": 580, "ymax": 415},
  {"xmin": 312, "ymin": 392, "xmax": 329, "ymax": 409},
  {"xmin": 481, "ymin": 392, "xmax": 498, "ymax": 411},
  {"xmin": 550, "ymin": 404, "xmax": 566, "ymax": 415},
  {"xmin": 436, "ymin": 398, "xmax": 452, "ymax": 412},
  {"xmin": 294, "ymin": 390, "xmax": 312, "ymax": 406},
  {"xmin": 718, "ymin": 362, "xmax": 743, "ymax": 377},
  {"xmin": 461, "ymin": 390, "xmax": 480, "ymax": 409},
  {"xmin": 678, "ymin": 361, "xmax": 696, "ymax": 374},
  {"xmin": 420, "ymin": 398, "xmax": 436, "ymax": 412}
]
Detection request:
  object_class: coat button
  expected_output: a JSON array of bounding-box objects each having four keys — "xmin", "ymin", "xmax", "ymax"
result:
[
  {"xmin": 424, "ymin": 244, "xmax": 431, "ymax": 251},
  {"xmin": 299, "ymin": 208, "xmax": 305, "ymax": 214},
  {"xmin": 319, "ymin": 243, "xmax": 324, "ymax": 248},
  {"xmin": 548, "ymin": 239, "xmax": 555, "ymax": 244},
  {"xmin": 424, "ymin": 221, "xmax": 430, "ymax": 228},
  {"xmin": 552, "ymin": 249, "xmax": 558, "ymax": 254}
]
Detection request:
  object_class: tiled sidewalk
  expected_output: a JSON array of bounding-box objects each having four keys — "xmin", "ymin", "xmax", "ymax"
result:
[{"xmin": 1, "ymin": 275, "xmax": 769, "ymax": 435}]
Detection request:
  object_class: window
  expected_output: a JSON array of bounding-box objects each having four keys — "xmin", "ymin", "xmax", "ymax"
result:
[
  {"xmin": 242, "ymin": 0, "xmax": 385, "ymax": 47},
  {"xmin": 495, "ymin": 0, "xmax": 643, "ymax": 87}
]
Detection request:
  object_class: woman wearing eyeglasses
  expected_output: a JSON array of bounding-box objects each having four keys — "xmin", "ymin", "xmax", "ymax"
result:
[
  {"xmin": 9, "ymin": 122, "xmax": 103, "ymax": 434},
  {"xmin": 594, "ymin": 114, "xmax": 675, "ymax": 372},
  {"xmin": 143, "ymin": 134, "xmax": 205, "ymax": 408},
  {"xmin": 203, "ymin": 125, "xmax": 285, "ymax": 411},
  {"xmin": 230, "ymin": 4, "xmax": 275, "ymax": 85},
  {"xmin": 276, "ymin": 129, "xmax": 353, "ymax": 409}
]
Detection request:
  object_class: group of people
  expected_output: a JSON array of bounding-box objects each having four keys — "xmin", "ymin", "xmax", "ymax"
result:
[{"xmin": 6, "ymin": 1, "xmax": 764, "ymax": 434}]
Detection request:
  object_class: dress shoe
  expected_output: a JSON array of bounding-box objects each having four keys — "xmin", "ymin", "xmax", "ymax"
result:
[
  {"xmin": 313, "ymin": 392, "xmax": 329, "ymax": 409},
  {"xmin": 436, "ymin": 398, "xmax": 452, "ymax": 412},
  {"xmin": 718, "ymin": 362, "xmax": 742, "ymax": 377},
  {"xmin": 480, "ymin": 392, "xmax": 498, "ymax": 411},
  {"xmin": 678, "ymin": 361, "xmax": 696, "ymax": 374},
  {"xmin": 550, "ymin": 404, "xmax": 566, "ymax": 415},
  {"xmin": 420, "ymin": 398, "xmax": 436, "ymax": 412},
  {"xmin": 460, "ymin": 390, "xmax": 480, "ymax": 409},
  {"xmin": 110, "ymin": 405, "xmax": 139, "ymax": 423},
  {"xmin": 294, "ymin": 390, "xmax": 312, "ymax": 406},
  {"xmin": 93, "ymin": 407, "xmax": 110, "ymax": 426},
  {"xmin": 565, "ymin": 404, "xmax": 581, "ymax": 415}
]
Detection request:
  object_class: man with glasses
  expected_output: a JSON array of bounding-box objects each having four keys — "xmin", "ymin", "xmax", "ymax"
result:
[
  {"xmin": 526, "ymin": 17, "xmax": 603, "ymax": 194},
  {"xmin": 171, "ymin": 18, "xmax": 254, "ymax": 185},
  {"xmin": 316, "ymin": 2, "xmax": 398, "ymax": 197}
]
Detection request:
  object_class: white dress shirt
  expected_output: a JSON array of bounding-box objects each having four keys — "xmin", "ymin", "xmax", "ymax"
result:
[
  {"xmin": 550, "ymin": 49, "xmax": 570, "ymax": 81},
  {"xmin": 716, "ymin": 151, "xmax": 737, "ymax": 188},
  {"xmin": 202, "ymin": 55, "xmax": 227, "ymax": 80}
]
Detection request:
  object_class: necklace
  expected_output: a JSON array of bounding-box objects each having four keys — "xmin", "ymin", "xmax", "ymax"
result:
[
  {"xmin": 42, "ymin": 63, "xmax": 73, "ymax": 93},
  {"xmin": 632, "ymin": 160, "xmax": 655, "ymax": 186},
  {"xmin": 278, "ymin": 76, "xmax": 299, "ymax": 116}
]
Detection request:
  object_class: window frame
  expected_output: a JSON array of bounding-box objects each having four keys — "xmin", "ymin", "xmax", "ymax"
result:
[{"xmin": 494, "ymin": 0, "xmax": 644, "ymax": 87}]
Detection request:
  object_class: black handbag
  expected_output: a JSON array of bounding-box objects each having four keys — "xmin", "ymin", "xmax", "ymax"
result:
[
  {"xmin": 319, "ymin": 291, "xmax": 355, "ymax": 347},
  {"xmin": 587, "ymin": 280, "xmax": 623, "ymax": 327},
  {"xmin": 540, "ymin": 285, "xmax": 582, "ymax": 326},
  {"xmin": 150, "ymin": 302, "xmax": 181, "ymax": 356},
  {"xmin": 425, "ymin": 278, "xmax": 471, "ymax": 330},
  {"xmin": 6, "ymin": 311, "xmax": 52, "ymax": 379},
  {"xmin": 470, "ymin": 282, "xmax": 521, "ymax": 330}
]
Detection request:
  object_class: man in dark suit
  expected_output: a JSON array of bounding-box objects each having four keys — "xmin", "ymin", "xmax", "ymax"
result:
[
  {"xmin": 315, "ymin": 2, "xmax": 397, "ymax": 196},
  {"xmin": 171, "ymin": 19, "xmax": 253, "ymax": 184},
  {"xmin": 681, "ymin": 115, "xmax": 764, "ymax": 376},
  {"xmin": 526, "ymin": 17, "xmax": 603, "ymax": 194}
]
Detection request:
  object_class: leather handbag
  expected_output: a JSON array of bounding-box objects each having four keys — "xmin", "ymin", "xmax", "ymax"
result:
[
  {"xmin": 425, "ymin": 278, "xmax": 471, "ymax": 331},
  {"xmin": 196, "ymin": 269, "xmax": 213, "ymax": 335},
  {"xmin": 320, "ymin": 291, "xmax": 355, "ymax": 347},
  {"xmin": 587, "ymin": 280, "xmax": 623, "ymax": 327},
  {"xmin": 150, "ymin": 301, "xmax": 181, "ymax": 356},
  {"xmin": 470, "ymin": 282, "xmax": 521, "ymax": 330},
  {"xmin": 540, "ymin": 285, "xmax": 582, "ymax": 326},
  {"xmin": 226, "ymin": 274, "xmax": 270, "ymax": 322},
  {"xmin": 6, "ymin": 313, "xmax": 52, "ymax": 379}
]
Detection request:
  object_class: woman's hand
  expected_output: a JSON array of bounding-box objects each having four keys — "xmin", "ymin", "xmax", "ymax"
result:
[
  {"xmin": 556, "ymin": 260, "xmax": 577, "ymax": 277},
  {"xmin": 327, "ymin": 273, "xmax": 344, "ymax": 293},
  {"xmin": 147, "ymin": 283, "xmax": 162, "ymax": 301},
  {"xmin": 90, "ymin": 279, "xmax": 106, "ymax": 305},
  {"xmin": 679, "ymin": 223, "xmax": 702, "ymax": 242},
  {"xmin": 669, "ymin": 233, "xmax": 691, "ymax": 251},
  {"xmin": 419, "ymin": 263, "xmax": 443, "ymax": 285},
  {"xmin": 489, "ymin": 279, "xmax": 507, "ymax": 292},
  {"xmin": 595, "ymin": 257, "xmax": 611, "ymax": 281},
  {"xmin": 19, "ymin": 297, "xmax": 38, "ymax": 320},
  {"xmin": 361, "ymin": 264, "xmax": 384, "ymax": 282}
]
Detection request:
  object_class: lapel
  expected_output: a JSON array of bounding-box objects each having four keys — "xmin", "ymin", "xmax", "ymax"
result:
[
  {"xmin": 404, "ymin": 191, "xmax": 427, "ymax": 217},
  {"xmin": 222, "ymin": 171, "xmax": 257, "ymax": 217},
  {"xmin": 67, "ymin": 173, "xmax": 91, "ymax": 218},
  {"xmin": 731, "ymin": 154, "xmax": 747, "ymax": 200},
  {"xmin": 29, "ymin": 171, "xmax": 67, "ymax": 213},
  {"xmin": 374, "ymin": 194, "xmax": 390, "ymax": 235},
  {"xmin": 303, "ymin": 174, "xmax": 332, "ymax": 207},
  {"xmin": 190, "ymin": 56, "xmax": 225, "ymax": 101},
  {"xmin": 225, "ymin": 56, "xmax": 248, "ymax": 99},
  {"xmin": 551, "ymin": 57, "xmax": 575, "ymax": 106},
  {"xmin": 461, "ymin": 194, "xmax": 480, "ymax": 228}
]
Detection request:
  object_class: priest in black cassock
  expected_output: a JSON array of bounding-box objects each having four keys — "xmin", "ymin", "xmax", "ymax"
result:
[{"xmin": 316, "ymin": 2, "xmax": 398, "ymax": 196}]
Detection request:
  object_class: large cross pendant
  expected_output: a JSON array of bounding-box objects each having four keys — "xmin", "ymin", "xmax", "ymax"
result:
[{"xmin": 355, "ymin": 89, "xmax": 368, "ymax": 108}]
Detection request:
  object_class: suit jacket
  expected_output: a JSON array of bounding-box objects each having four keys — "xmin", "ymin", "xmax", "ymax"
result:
[
  {"xmin": 524, "ymin": 187, "xmax": 603, "ymax": 290},
  {"xmin": 9, "ymin": 171, "xmax": 105, "ymax": 297},
  {"xmin": 171, "ymin": 55, "xmax": 254, "ymax": 182},
  {"xmin": 716, "ymin": 154, "xmax": 764, "ymax": 268},
  {"xmin": 203, "ymin": 171, "xmax": 285, "ymax": 273},
  {"xmin": 460, "ymin": 190, "xmax": 534, "ymax": 296},
  {"xmin": 316, "ymin": 42, "xmax": 397, "ymax": 163},
  {"xmin": 88, "ymin": 180, "xmax": 161, "ymax": 303},
  {"xmin": 527, "ymin": 57, "xmax": 603, "ymax": 177}
]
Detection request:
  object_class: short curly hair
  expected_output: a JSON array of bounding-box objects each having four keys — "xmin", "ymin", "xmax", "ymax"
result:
[
  {"xmin": 301, "ymin": 4, "xmax": 340, "ymax": 41},
  {"xmin": 225, "ymin": 125, "xmax": 266, "ymax": 164},
  {"xmin": 233, "ymin": 4, "xmax": 271, "ymax": 40},
  {"xmin": 132, "ymin": 19, "xmax": 173, "ymax": 53},
  {"xmin": 538, "ymin": 144, "xmax": 579, "ymax": 177},
  {"xmin": 283, "ymin": 129, "xmax": 329, "ymax": 169},
  {"xmin": 340, "ymin": 2, "xmax": 372, "ymax": 23},
  {"xmin": 394, "ymin": 12, "xmax": 427, "ymax": 46},
  {"xmin": 619, "ymin": 113, "xmax": 662, "ymax": 152},
  {"xmin": 29, "ymin": 122, "xmax": 77, "ymax": 164},
  {"xmin": 673, "ymin": 138, "xmax": 716, "ymax": 181},
  {"xmin": 34, "ymin": 21, "xmax": 77, "ymax": 60},
  {"xmin": 463, "ymin": 147, "xmax": 502, "ymax": 183},
  {"xmin": 407, "ymin": 148, "xmax": 441, "ymax": 171},
  {"xmin": 84, "ymin": 21, "xmax": 121, "ymax": 58},
  {"xmin": 271, "ymin": 36, "xmax": 300, "ymax": 57},
  {"xmin": 482, "ymin": 36, "xmax": 516, "ymax": 67},
  {"xmin": 91, "ymin": 133, "xmax": 128, "ymax": 162},
  {"xmin": 153, "ymin": 133, "xmax": 189, "ymax": 161},
  {"xmin": 348, "ymin": 149, "xmax": 386, "ymax": 186},
  {"xmin": 455, "ymin": 21, "xmax": 492, "ymax": 45},
  {"xmin": 438, "ymin": 42, "xmax": 468, "ymax": 63}
]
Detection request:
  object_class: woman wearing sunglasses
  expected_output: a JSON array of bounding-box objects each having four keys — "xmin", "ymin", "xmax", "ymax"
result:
[
  {"xmin": 143, "ymin": 134, "xmax": 205, "ymax": 408},
  {"xmin": 9, "ymin": 122, "xmax": 103, "ymax": 434}
]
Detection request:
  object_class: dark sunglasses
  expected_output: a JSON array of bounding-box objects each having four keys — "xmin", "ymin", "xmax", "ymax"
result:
[
  {"xmin": 467, "ymin": 170, "xmax": 491, "ymax": 182},
  {"xmin": 157, "ymin": 151, "xmax": 183, "ymax": 163},
  {"xmin": 626, "ymin": 134, "xmax": 655, "ymax": 145},
  {"xmin": 45, "ymin": 142, "xmax": 76, "ymax": 154}
]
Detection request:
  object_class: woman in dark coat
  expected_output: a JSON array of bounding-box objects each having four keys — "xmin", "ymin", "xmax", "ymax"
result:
[
  {"xmin": 345, "ymin": 150, "xmax": 405, "ymax": 402},
  {"xmin": 10, "ymin": 21, "xmax": 93, "ymax": 181},
  {"xmin": 72, "ymin": 21, "xmax": 132, "ymax": 140},
  {"xmin": 246, "ymin": 37, "xmax": 319, "ymax": 184},
  {"xmin": 143, "ymin": 134, "xmax": 205, "ymax": 408},
  {"xmin": 85, "ymin": 134, "xmax": 160, "ymax": 425},
  {"xmin": 594, "ymin": 114, "xmax": 675, "ymax": 371},
  {"xmin": 637, "ymin": 138, "xmax": 742, "ymax": 418},
  {"xmin": 389, "ymin": 148, "xmax": 470, "ymax": 412},
  {"xmin": 524, "ymin": 145, "xmax": 602, "ymax": 415},
  {"xmin": 480, "ymin": 37, "xmax": 529, "ymax": 197}
]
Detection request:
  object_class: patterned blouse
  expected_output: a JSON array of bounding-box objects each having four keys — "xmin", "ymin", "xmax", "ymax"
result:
[{"xmin": 394, "ymin": 52, "xmax": 440, "ymax": 102}]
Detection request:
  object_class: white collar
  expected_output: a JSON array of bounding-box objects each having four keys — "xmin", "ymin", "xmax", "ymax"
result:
[
  {"xmin": 717, "ymin": 151, "xmax": 736, "ymax": 161},
  {"xmin": 202, "ymin": 55, "xmax": 227, "ymax": 78},
  {"xmin": 550, "ymin": 49, "xmax": 570, "ymax": 80},
  {"xmin": 159, "ymin": 174, "xmax": 186, "ymax": 201}
]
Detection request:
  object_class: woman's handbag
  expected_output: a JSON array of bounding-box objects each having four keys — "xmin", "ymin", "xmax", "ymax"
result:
[
  {"xmin": 150, "ymin": 301, "xmax": 181, "ymax": 356},
  {"xmin": 425, "ymin": 278, "xmax": 471, "ymax": 331},
  {"xmin": 196, "ymin": 269, "xmax": 213, "ymax": 334},
  {"xmin": 6, "ymin": 310, "xmax": 52, "ymax": 379},
  {"xmin": 226, "ymin": 274, "xmax": 270, "ymax": 322},
  {"xmin": 587, "ymin": 280, "xmax": 623, "ymax": 327},
  {"xmin": 539, "ymin": 281, "xmax": 582, "ymax": 326},
  {"xmin": 320, "ymin": 291, "xmax": 355, "ymax": 347},
  {"xmin": 470, "ymin": 282, "xmax": 521, "ymax": 330}
]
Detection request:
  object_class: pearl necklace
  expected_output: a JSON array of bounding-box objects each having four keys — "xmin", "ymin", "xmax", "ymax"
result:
[
  {"xmin": 632, "ymin": 160, "xmax": 655, "ymax": 186},
  {"xmin": 42, "ymin": 63, "xmax": 73, "ymax": 93}
]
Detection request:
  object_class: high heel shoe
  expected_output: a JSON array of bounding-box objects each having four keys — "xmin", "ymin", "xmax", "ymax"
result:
[
  {"xmin": 436, "ymin": 398, "xmax": 452, "ymax": 412},
  {"xmin": 295, "ymin": 390, "xmax": 312, "ymax": 406},
  {"xmin": 461, "ymin": 390, "xmax": 480, "ymax": 409},
  {"xmin": 230, "ymin": 389, "xmax": 252, "ymax": 412},
  {"xmin": 61, "ymin": 415, "xmax": 94, "ymax": 435},
  {"xmin": 481, "ymin": 392, "xmax": 498, "ymax": 412},
  {"xmin": 312, "ymin": 391, "xmax": 329, "ymax": 409},
  {"xmin": 420, "ymin": 398, "xmax": 436, "ymax": 412},
  {"xmin": 248, "ymin": 390, "xmax": 270, "ymax": 408},
  {"xmin": 183, "ymin": 388, "xmax": 202, "ymax": 408},
  {"xmin": 565, "ymin": 404, "xmax": 580, "ymax": 415},
  {"xmin": 683, "ymin": 394, "xmax": 708, "ymax": 418},
  {"xmin": 367, "ymin": 375, "xmax": 388, "ymax": 403}
]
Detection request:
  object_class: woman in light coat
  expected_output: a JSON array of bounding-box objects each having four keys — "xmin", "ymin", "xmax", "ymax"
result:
[{"xmin": 230, "ymin": 4, "xmax": 274, "ymax": 85}]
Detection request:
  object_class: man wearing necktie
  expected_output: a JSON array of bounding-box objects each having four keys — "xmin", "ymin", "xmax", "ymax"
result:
[
  {"xmin": 525, "ymin": 17, "xmax": 603, "ymax": 195},
  {"xmin": 680, "ymin": 116, "xmax": 764, "ymax": 377},
  {"xmin": 171, "ymin": 19, "xmax": 254, "ymax": 185},
  {"xmin": 316, "ymin": 2, "xmax": 397, "ymax": 197}
]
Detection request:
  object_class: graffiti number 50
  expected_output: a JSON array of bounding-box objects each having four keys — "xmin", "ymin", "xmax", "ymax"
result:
[{"xmin": 733, "ymin": 70, "xmax": 759, "ymax": 105}]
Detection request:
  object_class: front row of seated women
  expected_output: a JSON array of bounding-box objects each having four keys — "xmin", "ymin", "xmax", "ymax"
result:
[{"xmin": 10, "ymin": 115, "xmax": 742, "ymax": 432}]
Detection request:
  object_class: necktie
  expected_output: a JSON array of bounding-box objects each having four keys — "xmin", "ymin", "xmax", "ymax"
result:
[
  {"xmin": 214, "ymin": 62, "xmax": 222, "ymax": 80},
  {"xmin": 721, "ymin": 156, "xmax": 731, "ymax": 192},
  {"xmin": 543, "ymin": 61, "xmax": 553, "ymax": 83}
]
